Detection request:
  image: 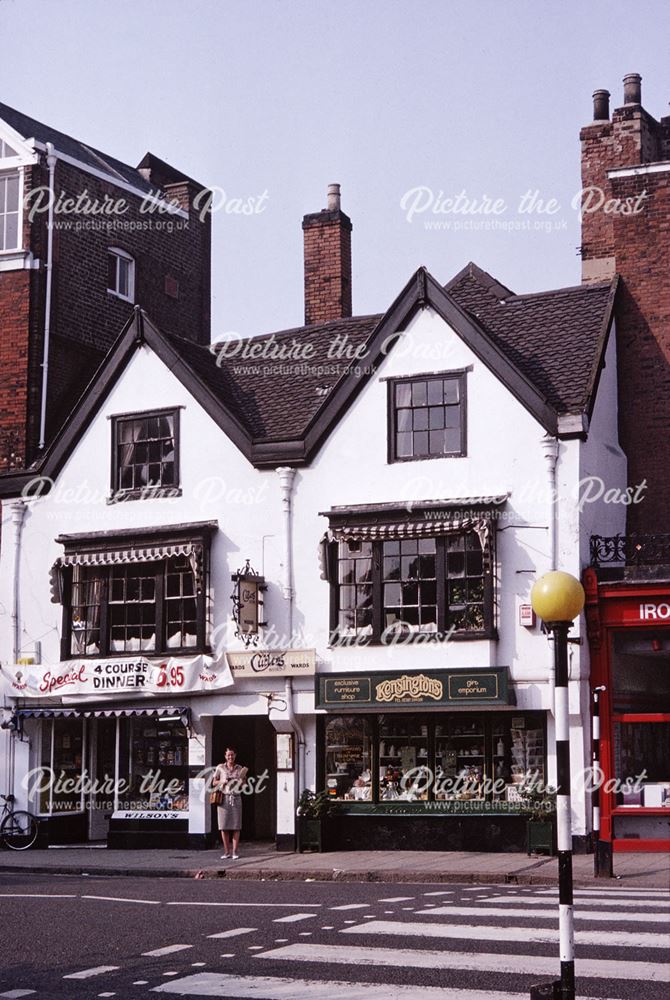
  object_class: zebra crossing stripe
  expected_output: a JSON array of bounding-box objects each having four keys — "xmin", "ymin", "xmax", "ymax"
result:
[
  {"xmin": 62, "ymin": 966, "xmax": 120, "ymax": 980},
  {"xmin": 255, "ymin": 943, "xmax": 670, "ymax": 982},
  {"xmin": 483, "ymin": 895, "xmax": 669, "ymax": 909},
  {"xmin": 339, "ymin": 918, "xmax": 667, "ymax": 949},
  {"xmin": 148, "ymin": 970, "xmax": 534, "ymax": 998},
  {"xmin": 416, "ymin": 904, "xmax": 667, "ymax": 923}
]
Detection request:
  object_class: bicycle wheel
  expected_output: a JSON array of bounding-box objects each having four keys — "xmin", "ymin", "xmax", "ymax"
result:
[{"xmin": 1, "ymin": 810, "xmax": 39, "ymax": 850}]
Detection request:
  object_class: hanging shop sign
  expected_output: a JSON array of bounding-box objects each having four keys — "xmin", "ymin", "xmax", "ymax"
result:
[
  {"xmin": 315, "ymin": 667, "xmax": 512, "ymax": 710},
  {"xmin": 0, "ymin": 653, "xmax": 234, "ymax": 700},
  {"xmin": 231, "ymin": 560, "xmax": 267, "ymax": 647},
  {"xmin": 226, "ymin": 648, "xmax": 316, "ymax": 679}
]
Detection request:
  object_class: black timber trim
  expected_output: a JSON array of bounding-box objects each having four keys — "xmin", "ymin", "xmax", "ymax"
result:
[{"xmin": 0, "ymin": 309, "xmax": 255, "ymax": 499}]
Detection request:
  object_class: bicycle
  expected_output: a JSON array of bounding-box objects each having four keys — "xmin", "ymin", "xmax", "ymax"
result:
[{"xmin": 0, "ymin": 794, "xmax": 39, "ymax": 850}]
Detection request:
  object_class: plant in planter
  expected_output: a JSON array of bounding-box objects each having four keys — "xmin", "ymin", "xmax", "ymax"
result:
[
  {"xmin": 519, "ymin": 777, "xmax": 557, "ymax": 856},
  {"xmin": 296, "ymin": 789, "xmax": 334, "ymax": 853}
]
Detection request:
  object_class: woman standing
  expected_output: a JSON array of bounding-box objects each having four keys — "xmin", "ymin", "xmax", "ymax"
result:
[{"xmin": 213, "ymin": 747, "xmax": 248, "ymax": 859}]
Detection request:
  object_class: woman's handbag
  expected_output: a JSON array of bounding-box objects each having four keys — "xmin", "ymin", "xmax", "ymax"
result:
[{"xmin": 209, "ymin": 789, "xmax": 224, "ymax": 805}]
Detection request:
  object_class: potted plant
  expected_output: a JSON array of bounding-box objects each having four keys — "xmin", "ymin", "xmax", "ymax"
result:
[
  {"xmin": 520, "ymin": 778, "xmax": 557, "ymax": 856},
  {"xmin": 296, "ymin": 789, "xmax": 333, "ymax": 853}
]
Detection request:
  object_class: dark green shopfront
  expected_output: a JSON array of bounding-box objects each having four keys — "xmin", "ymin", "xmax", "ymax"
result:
[{"xmin": 315, "ymin": 668, "xmax": 550, "ymax": 852}]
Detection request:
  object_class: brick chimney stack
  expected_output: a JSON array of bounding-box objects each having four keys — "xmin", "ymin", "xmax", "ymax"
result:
[
  {"xmin": 579, "ymin": 73, "xmax": 670, "ymax": 534},
  {"xmin": 302, "ymin": 184, "xmax": 352, "ymax": 326}
]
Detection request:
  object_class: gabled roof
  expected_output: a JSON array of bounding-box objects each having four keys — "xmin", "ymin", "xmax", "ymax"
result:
[
  {"xmin": 0, "ymin": 263, "xmax": 618, "ymax": 497},
  {"xmin": 0, "ymin": 101, "xmax": 199, "ymax": 197},
  {"xmin": 445, "ymin": 262, "xmax": 618, "ymax": 417}
]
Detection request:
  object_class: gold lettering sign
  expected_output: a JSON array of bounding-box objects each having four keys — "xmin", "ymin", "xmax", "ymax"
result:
[{"xmin": 375, "ymin": 673, "xmax": 443, "ymax": 703}]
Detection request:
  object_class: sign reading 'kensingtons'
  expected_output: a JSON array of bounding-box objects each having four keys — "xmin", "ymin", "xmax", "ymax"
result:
[{"xmin": 315, "ymin": 668, "xmax": 511, "ymax": 709}]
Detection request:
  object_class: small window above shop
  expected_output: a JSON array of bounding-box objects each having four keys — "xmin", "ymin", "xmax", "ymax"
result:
[
  {"xmin": 107, "ymin": 247, "xmax": 135, "ymax": 302},
  {"xmin": 111, "ymin": 408, "xmax": 180, "ymax": 500},
  {"xmin": 389, "ymin": 371, "xmax": 467, "ymax": 462}
]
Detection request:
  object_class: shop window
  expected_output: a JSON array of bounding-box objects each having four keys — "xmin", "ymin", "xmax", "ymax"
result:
[
  {"xmin": 379, "ymin": 714, "xmax": 430, "ymax": 800},
  {"xmin": 125, "ymin": 717, "xmax": 189, "ymax": 812},
  {"xmin": 613, "ymin": 721, "xmax": 670, "ymax": 808},
  {"xmin": 324, "ymin": 716, "xmax": 371, "ymax": 801},
  {"xmin": 321, "ymin": 712, "xmax": 546, "ymax": 807},
  {"xmin": 107, "ymin": 247, "xmax": 135, "ymax": 302},
  {"xmin": 67, "ymin": 555, "xmax": 202, "ymax": 657},
  {"xmin": 0, "ymin": 171, "xmax": 20, "ymax": 251},
  {"xmin": 611, "ymin": 630, "xmax": 670, "ymax": 714},
  {"xmin": 39, "ymin": 717, "xmax": 85, "ymax": 815},
  {"xmin": 111, "ymin": 408, "xmax": 179, "ymax": 498},
  {"xmin": 334, "ymin": 531, "xmax": 492, "ymax": 642},
  {"xmin": 390, "ymin": 372, "xmax": 466, "ymax": 461}
]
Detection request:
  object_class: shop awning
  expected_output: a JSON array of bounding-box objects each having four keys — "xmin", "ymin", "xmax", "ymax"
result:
[
  {"xmin": 319, "ymin": 497, "xmax": 508, "ymax": 579},
  {"xmin": 15, "ymin": 708, "xmax": 79, "ymax": 719},
  {"xmin": 50, "ymin": 543, "xmax": 204, "ymax": 603},
  {"xmin": 80, "ymin": 706, "xmax": 190, "ymax": 720},
  {"xmin": 16, "ymin": 706, "xmax": 190, "ymax": 721}
]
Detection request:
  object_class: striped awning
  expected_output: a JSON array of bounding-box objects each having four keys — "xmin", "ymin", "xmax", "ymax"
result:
[
  {"xmin": 328, "ymin": 516, "xmax": 491, "ymax": 549},
  {"xmin": 17, "ymin": 706, "xmax": 190, "ymax": 721},
  {"xmin": 50, "ymin": 542, "xmax": 204, "ymax": 603},
  {"xmin": 15, "ymin": 708, "xmax": 79, "ymax": 719}
]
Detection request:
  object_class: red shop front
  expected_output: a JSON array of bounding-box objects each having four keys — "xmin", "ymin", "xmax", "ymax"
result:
[{"xmin": 584, "ymin": 569, "xmax": 670, "ymax": 871}]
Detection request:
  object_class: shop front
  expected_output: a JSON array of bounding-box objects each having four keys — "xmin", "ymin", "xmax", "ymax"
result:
[
  {"xmin": 584, "ymin": 570, "xmax": 670, "ymax": 865},
  {"xmin": 315, "ymin": 668, "xmax": 550, "ymax": 852},
  {"xmin": 16, "ymin": 704, "xmax": 196, "ymax": 847}
]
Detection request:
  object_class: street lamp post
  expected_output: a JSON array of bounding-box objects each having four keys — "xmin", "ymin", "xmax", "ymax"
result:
[{"xmin": 530, "ymin": 571, "xmax": 585, "ymax": 1000}]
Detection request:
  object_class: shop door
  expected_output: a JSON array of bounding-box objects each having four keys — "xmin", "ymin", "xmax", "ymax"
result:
[
  {"xmin": 88, "ymin": 718, "xmax": 117, "ymax": 841},
  {"xmin": 212, "ymin": 716, "xmax": 276, "ymax": 840}
]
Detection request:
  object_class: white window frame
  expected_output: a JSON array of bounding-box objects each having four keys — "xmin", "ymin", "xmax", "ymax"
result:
[
  {"xmin": 107, "ymin": 246, "xmax": 135, "ymax": 303},
  {"xmin": 0, "ymin": 167, "xmax": 23, "ymax": 254}
]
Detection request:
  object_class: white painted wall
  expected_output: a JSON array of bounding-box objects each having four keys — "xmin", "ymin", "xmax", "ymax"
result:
[{"xmin": 0, "ymin": 305, "xmax": 629, "ymax": 842}]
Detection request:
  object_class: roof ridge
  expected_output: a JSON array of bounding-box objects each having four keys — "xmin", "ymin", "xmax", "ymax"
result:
[
  {"xmin": 445, "ymin": 261, "xmax": 515, "ymax": 301},
  {"xmin": 505, "ymin": 281, "xmax": 612, "ymax": 302},
  {"xmin": 207, "ymin": 313, "xmax": 383, "ymax": 347}
]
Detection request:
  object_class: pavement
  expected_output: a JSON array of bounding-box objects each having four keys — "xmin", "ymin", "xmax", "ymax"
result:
[{"xmin": 0, "ymin": 841, "xmax": 668, "ymax": 888}]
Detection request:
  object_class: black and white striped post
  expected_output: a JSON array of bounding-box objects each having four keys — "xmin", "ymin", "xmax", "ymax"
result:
[
  {"xmin": 592, "ymin": 685, "xmax": 606, "ymax": 876},
  {"xmin": 530, "ymin": 571, "xmax": 585, "ymax": 1000}
]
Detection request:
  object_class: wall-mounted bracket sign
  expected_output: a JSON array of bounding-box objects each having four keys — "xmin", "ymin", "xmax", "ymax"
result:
[
  {"xmin": 315, "ymin": 667, "xmax": 513, "ymax": 710},
  {"xmin": 231, "ymin": 560, "xmax": 267, "ymax": 648}
]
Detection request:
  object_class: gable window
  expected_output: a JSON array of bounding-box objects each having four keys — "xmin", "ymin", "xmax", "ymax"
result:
[
  {"xmin": 390, "ymin": 372, "xmax": 466, "ymax": 461},
  {"xmin": 324, "ymin": 506, "xmax": 497, "ymax": 644},
  {"xmin": 111, "ymin": 408, "xmax": 179, "ymax": 499},
  {"xmin": 0, "ymin": 171, "xmax": 20, "ymax": 251},
  {"xmin": 107, "ymin": 247, "xmax": 135, "ymax": 302},
  {"xmin": 53, "ymin": 525, "xmax": 215, "ymax": 659}
]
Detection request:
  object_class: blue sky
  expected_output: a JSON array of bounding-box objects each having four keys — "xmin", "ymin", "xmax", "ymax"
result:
[{"xmin": 2, "ymin": 0, "xmax": 669, "ymax": 338}]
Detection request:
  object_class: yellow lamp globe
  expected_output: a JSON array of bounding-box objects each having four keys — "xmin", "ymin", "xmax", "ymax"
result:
[{"xmin": 530, "ymin": 571, "xmax": 585, "ymax": 624}]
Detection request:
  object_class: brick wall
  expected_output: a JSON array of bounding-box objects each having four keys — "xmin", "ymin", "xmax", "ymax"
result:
[
  {"xmin": 0, "ymin": 270, "xmax": 31, "ymax": 471},
  {"xmin": 302, "ymin": 210, "xmax": 352, "ymax": 325},
  {"xmin": 0, "ymin": 152, "xmax": 211, "ymax": 466},
  {"xmin": 580, "ymin": 93, "xmax": 670, "ymax": 533}
]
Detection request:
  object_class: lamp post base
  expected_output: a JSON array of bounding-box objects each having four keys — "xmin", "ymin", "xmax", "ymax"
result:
[{"xmin": 530, "ymin": 981, "xmax": 561, "ymax": 999}]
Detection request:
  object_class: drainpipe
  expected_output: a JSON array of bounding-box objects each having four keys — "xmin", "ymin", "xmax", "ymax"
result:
[
  {"xmin": 38, "ymin": 142, "xmax": 57, "ymax": 450},
  {"xmin": 5, "ymin": 499, "xmax": 27, "ymax": 798},
  {"xmin": 10, "ymin": 500, "xmax": 27, "ymax": 663},
  {"xmin": 275, "ymin": 467, "xmax": 306, "ymax": 808},
  {"xmin": 542, "ymin": 435, "xmax": 560, "ymax": 710}
]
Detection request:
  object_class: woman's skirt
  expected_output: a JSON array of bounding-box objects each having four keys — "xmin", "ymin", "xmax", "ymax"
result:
[{"xmin": 217, "ymin": 793, "xmax": 242, "ymax": 831}]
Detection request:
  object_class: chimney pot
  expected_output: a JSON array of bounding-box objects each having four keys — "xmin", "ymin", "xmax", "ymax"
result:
[
  {"xmin": 592, "ymin": 89, "xmax": 610, "ymax": 121},
  {"xmin": 623, "ymin": 73, "xmax": 642, "ymax": 105},
  {"xmin": 327, "ymin": 183, "xmax": 341, "ymax": 212}
]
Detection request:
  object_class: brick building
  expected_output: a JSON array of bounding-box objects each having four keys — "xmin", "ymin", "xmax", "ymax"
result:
[
  {"xmin": 581, "ymin": 76, "xmax": 670, "ymax": 865},
  {"xmin": 580, "ymin": 74, "xmax": 670, "ymax": 534},
  {"xmin": 0, "ymin": 103, "xmax": 211, "ymax": 472}
]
